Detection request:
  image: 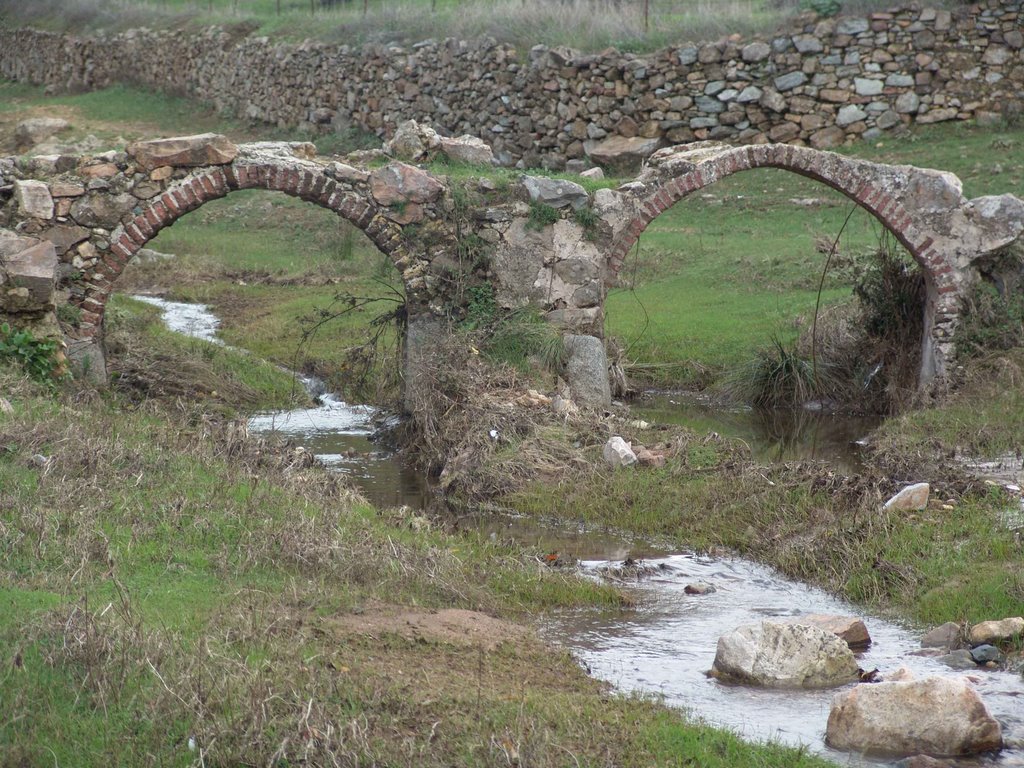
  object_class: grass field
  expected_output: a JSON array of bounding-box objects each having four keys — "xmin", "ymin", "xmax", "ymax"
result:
[{"xmin": 0, "ymin": 0, "xmax": 940, "ymax": 52}]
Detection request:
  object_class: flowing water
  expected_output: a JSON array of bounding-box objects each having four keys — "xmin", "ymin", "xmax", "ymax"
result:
[{"xmin": 137, "ymin": 294, "xmax": 1024, "ymax": 766}]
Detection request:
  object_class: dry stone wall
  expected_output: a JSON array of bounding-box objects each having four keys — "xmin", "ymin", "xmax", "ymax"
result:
[{"xmin": 1, "ymin": 3, "xmax": 1021, "ymax": 168}]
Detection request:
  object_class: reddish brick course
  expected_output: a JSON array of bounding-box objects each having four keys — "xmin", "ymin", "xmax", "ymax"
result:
[{"xmin": 65, "ymin": 159, "xmax": 408, "ymax": 336}]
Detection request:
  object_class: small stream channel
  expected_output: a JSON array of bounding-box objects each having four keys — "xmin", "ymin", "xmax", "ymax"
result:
[{"xmin": 136, "ymin": 295, "xmax": 1024, "ymax": 767}]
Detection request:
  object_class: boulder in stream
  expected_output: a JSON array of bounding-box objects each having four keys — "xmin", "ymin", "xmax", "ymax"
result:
[
  {"xmin": 921, "ymin": 621, "xmax": 964, "ymax": 650},
  {"xmin": 968, "ymin": 616, "xmax": 1024, "ymax": 646},
  {"xmin": 781, "ymin": 614, "xmax": 871, "ymax": 650},
  {"xmin": 826, "ymin": 675, "xmax": 1003, "ymax": 757},
  {"xmin": 711, "ymin": 621, "xmax": 859, "ymax": 688}
]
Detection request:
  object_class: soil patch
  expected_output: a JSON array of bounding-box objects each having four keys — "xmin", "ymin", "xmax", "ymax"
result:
[{"xmin": 328, "ymin": 605, "xmax": 532, "ymax": 651}]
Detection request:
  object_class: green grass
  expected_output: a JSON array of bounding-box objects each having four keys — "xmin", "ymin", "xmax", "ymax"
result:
[
  {"xmin": 0, "ymin": 80, "xmax": 377, "ymax": 155},
  {"xmin": 0, "ymin": 0, "xmax": 899, "ymax": 53},
  {"xmin": 506, "ymin": 429, "xmax": 1024, "ymax": 626}
]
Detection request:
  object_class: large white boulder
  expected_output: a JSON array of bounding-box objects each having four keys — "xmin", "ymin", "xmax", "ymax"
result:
[
  {"xmin": 14, "ymin": 117, "xmax": 70, "ymax": 150},
  {"xmin": 711, "ymin": 621, "xmax": 858, "ymax": 688},
  {"xmin": 603, "ymin": 436, "xmax": 637, "ymax": 468},
  {"xmin": 883, "ymin": 482, "xmax": 930, "ymax": 510},
  {"xmin": 781, "ymin": 614, "xmax": 871, "ymax": 649},
  {"xmin": 826, "ymin": 676, "xmax": 1002, "ymax": 757}
]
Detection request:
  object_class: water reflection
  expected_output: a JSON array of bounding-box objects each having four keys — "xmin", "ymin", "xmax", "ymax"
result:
[{"xmin": 634, "ymin": 391, "xmax": 882, "ymax": 471}]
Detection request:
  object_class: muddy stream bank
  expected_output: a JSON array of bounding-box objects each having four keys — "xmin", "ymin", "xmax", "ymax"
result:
[{"xmin": 134, "ymin": 295, "xmax": 1024, "ymax": 767}]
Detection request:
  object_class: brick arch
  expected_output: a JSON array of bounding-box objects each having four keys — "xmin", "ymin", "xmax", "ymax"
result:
[
  {"xmin": 70, "ymin": 160, "xmax": 411, "ymax": 340},
  {"xmin": 606, "ymin": 143, "xmax": 961, "ymax": 386}
]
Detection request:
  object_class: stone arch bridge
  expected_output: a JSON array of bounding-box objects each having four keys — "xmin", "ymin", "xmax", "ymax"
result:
[{"xmin": 1, "ymin": 132, "xmax": 1021, "ymax": 409}]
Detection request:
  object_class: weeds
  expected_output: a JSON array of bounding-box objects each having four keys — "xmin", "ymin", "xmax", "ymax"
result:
[
  {"xmin": 0, "ymin": 322, "xmax": 66, "ymax": 385},
  {"xmin": 526, "ymin": 201, "xmax": 560, "ymax": 231},
  {"xmin": 724, "ymin": 335, "xmax": 828, "ymax": 408},
  {"xmin": 481, "ymin": 308, "xmax": 566, "ymax": 374},
  {"xmin": 573, "ymin": 206, "xmax": 601, "ymax": 241},
  {"xmin": 723, "ymin": 236, "xmax": 925, "ymax": 413}
]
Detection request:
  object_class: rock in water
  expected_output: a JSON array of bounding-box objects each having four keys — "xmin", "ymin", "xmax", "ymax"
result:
[
  {"xmin": 684, "ymin": 582, "xmax": 716, "ymax": 595},
  {"xmin": 883, "ymin": 482, "xmax": 930, "ymax": 510},
  {"xmin": 921, "ymin": 621, "xmax": 963, "ymax": 649},
  {"xmin": 781, "ymin": 614, "xmax": 872, "ymax": 649},
  {"xmin": 826, "ymin": 676, "xmax": 1002, "ymax": 757},
  {"xmin": 969, "ymin": 645, "xmax": 1003, "ymax": 664},
  {"xmin": 712, "ymin": 621, "xmax": 859, "ymax": 688},
  {"xmin": 603, "ymin": 436, "xmax": 637, "ymax": 468},
  {"xmin": 968, "ymin": 616, "xmax": 1024, "ymax": 646}
]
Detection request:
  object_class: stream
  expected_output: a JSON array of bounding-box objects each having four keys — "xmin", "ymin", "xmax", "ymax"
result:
[{"xmin": 135, "ymin": 294, "xmax": 1024, "ymax": 767}]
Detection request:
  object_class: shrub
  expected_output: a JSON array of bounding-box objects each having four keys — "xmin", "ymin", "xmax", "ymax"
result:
[
  {"xmin": 728, "ymin": 236, "xmax": 926, "ymax": 413},
  {"xmin": 725, "ymin": 335, "xmax": 831, "ymax": 408}
]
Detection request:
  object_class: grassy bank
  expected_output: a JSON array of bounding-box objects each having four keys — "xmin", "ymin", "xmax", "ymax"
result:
[
  {"xmin": 104, "ymin": 294, "xmax": 311, "ymax": 411},
  {"xmin": 0, "ymin": 360, "xmax": 838, "ymax": 767},
  {"xmin": 0, "ymin": 0, "xmax": 925, "ymax": 53}
]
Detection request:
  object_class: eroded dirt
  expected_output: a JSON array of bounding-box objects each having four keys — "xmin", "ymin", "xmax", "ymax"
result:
[{"xmin": 328, "ymin": 605, "xmax": 532, "ymax": 652}]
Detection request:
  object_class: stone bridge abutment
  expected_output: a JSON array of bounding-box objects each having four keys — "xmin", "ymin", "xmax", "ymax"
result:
[{"xmin": 2, "ymin": 130, "xmax": 1022, "ymax": 407}]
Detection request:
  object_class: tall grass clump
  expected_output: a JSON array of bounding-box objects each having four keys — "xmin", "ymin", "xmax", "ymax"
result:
[
  {"xmin": 726, "ymin": 235, "xmax": 925, "ymax": 413},
  {"xmin": 724, "ymin": 334, "xmax": 837, "ymax": 408}
]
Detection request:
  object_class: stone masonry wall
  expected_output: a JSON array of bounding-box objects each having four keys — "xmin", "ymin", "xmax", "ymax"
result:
[{"xmin": 0, "ymin": 2, "xmax": 1021, "ymax": 168}]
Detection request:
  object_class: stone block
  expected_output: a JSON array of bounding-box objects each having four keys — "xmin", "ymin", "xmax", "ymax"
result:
[
  {"xmin": 369, "ymin": 162, "xmax": 444, "ymax": 206},
  {"xmin": 14, "ymin": 180, "xmax": 54, "ymax": 219},
  {"xmin": 774, "ymin": 71, "xmax": 808, "ymax": 91},
  {"xmin": 0, "ymin": 231, "xmax": 58, "ymax": 309},
  {"xmin": 565, "ymin": 335, "xmax": 611, "ymax": 409},
  {"xmin": 837, "ymin": 104, "xmax": 868, "ymax": 126},
  {"xmin": 126, "ymin": 133, "xmax": 239, "ymax": 171},
  {"xmin": 584, "ymin": 136, "xmax": 662, "ymax": 173}
]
